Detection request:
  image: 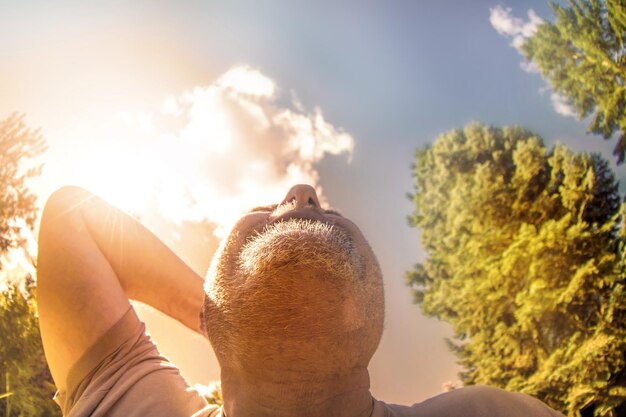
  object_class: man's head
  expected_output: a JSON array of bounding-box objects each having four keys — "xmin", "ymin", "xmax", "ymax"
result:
[{"xmin": 202, "ymin": 184, "xmax": 384, "ymax": 379}]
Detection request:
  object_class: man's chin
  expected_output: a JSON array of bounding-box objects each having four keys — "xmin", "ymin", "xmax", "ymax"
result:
[{"xmin": 238, "ymin": 218, "xmax": 361, "ymax": 279}]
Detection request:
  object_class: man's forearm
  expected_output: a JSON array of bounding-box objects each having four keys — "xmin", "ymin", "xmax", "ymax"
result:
[{"xmin": 46, "ymin": 186, "xmax": 205, "ymax": 333}]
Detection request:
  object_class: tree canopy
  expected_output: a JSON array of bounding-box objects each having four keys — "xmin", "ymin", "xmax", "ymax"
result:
[
  {"xmin": 522, "ymin": 0, "xmax": 626, "ymax": 162},
  {"xmin": 407, "ymin": 123, "xmax": 626, "ymax": 417},
  {"xmin": 0, "ymin": 113, "xmax": 58, "ymax": 416},
  {"xmin": 0, "ymin": 278, "xmax": 60, "ymax": 417}
]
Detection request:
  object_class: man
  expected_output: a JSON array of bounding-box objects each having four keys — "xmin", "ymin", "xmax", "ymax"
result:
[{"xmin": 37, "ymin": 184, "xmax": 564, "ymax": 416}]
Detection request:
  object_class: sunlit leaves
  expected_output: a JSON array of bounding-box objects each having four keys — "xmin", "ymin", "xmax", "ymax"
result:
[
  {"xmin": 523, "ymin": 0, "xmax": 626, "ymax": 162},
  {"xmin": 407, "ymin": 123, "xmax": 626, "ymax": 416},
  {"xmin": 0, "ymin": 279, "xmax": 60, "ymax": 417}
]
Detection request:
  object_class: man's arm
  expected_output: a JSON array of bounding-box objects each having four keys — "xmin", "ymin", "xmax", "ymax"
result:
[{"xmin": 37, "ymin": 186, "xmax": 205, "ymax": 392}]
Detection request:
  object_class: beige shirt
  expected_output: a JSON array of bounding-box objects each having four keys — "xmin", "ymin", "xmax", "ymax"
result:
[
  {"xmin": 55, "ymin": 308, "xmax": 564, "ymax": 417},
  {"xmin": 54, "ymin": 307, "xmax": 219, "ymax": 417},
  {"xmin": 372, "ymin": 387, "xmax": 565, "ymax": 416}
]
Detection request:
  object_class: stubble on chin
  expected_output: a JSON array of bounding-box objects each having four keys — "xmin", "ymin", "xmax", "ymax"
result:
[{"xmin": 238, "ymin": 218, "xmax": 363, "ymax": 281}]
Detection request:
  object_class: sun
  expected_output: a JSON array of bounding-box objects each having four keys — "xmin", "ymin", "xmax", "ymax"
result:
[{"xmin": 76, "ymin": 144, "xmax": 158, "ymax": 215}]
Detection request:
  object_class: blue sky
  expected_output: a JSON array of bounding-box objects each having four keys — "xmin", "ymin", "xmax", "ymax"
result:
[{"xmin": 2, "ymin": 0, "xmax": 623, "ymax": 405}]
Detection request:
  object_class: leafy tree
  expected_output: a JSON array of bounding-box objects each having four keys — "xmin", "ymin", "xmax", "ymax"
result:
[
  {"xmin": 522, "ymin": 0, "xmax": 626, "ymax": 162},
  {"xmin": 0, "ymin": 113, "xmax": 58, "ymax": 416},
  {"xmin": 0, "ymin": 278, "xmax": 59, "ymax": 417},
  {"xmin": 407, "ymin": 123, "xmax": 626, "ymax": 417}
]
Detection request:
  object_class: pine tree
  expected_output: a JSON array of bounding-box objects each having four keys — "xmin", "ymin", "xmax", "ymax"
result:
[
  {"xmin": 0, "ymin": 113, "xmax": 59, "ymax": 416},
  {"xmin": 407, "ymin": 123, "xmax": 626, "ymax": 417},
  {"xmin": 522, "ymin": 0, "xmax": 626, "ymax": 162}
]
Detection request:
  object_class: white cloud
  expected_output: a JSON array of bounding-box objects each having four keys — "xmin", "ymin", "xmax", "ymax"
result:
[
  {"xmin": 216, "ymin": 65, "xmax": 276, "ymax": 97},
  {"xmin": 519, "ymin": 60, "xmax": 540, "ymax": 74},
  {"xmin": 489, "ymin": 5, "xmax": 542, "ymax": 53},
  {"xmin": 65, "ymin": 65, "xmax": 354, "ymax": 237},
  {"xmin": 490, "ymin": 5, "xmax": 577, "ymax": 118},
  {"xmin": 550, "ymin": 92, "xmax": 577, "ymax": 118}
]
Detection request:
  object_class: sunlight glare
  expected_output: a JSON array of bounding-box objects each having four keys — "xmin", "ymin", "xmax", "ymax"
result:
[{"xmin": 58, "ymin": 66, "xmax": 354, "ymax": 238}]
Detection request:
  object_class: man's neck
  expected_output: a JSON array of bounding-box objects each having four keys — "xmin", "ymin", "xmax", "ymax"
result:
[{"xmin": 220, "ymin": 366, "xmax": 374, "ymax": 417}]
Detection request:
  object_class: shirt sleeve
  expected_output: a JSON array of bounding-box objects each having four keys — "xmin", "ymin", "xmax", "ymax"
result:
[
  {"xmin": 53, "ymin": 306, "xmax": 217, "ymax": 417},
  {"xmin": 374, "ymin": 385, "xmax": 566, "ymax": 417}
]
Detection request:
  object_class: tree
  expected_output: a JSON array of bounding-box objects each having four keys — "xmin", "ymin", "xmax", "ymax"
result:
[
  {"xmin": 0, "ymin": 114, "xmax": 46, "ymax": 254},
  {"xmin": 522, "ymin": 0, "xmax": 626, "ymax": 162},
  {"xmin": 0, "ymin": 278, "xmax": 60, "ymax": 417},
  {"xmin": 407, "ymin": 123, "xmax": 626, "ymax": 417},
  {"xmin": 0, "ymin": 113, "xmax": 59, "ymax": 416}
]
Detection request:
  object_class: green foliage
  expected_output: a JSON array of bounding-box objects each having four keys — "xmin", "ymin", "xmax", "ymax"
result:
[
  {"xmin": 407, "ymin": 123, "xmax": 626, "ymax": 417},
  {"xmin": 0, "ymin": 279, "xmax": 60, "ymax": 417},
  {"xmin": 522, "ymin": 0, "xmax": 626, "ymax": 162},
  {"xmin": 0, "ymin": 113, "xmax": 58, "ymax": 416}
]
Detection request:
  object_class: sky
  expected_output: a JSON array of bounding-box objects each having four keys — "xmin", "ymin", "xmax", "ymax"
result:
[{"xmin": 2, "ymin": 0, "xmax": 625, "ymax": 406}]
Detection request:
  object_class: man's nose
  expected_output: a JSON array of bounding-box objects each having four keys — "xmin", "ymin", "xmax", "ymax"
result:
[{"xmin": 281, "ymin": 184, "xmax": 321, "ymax": 209}]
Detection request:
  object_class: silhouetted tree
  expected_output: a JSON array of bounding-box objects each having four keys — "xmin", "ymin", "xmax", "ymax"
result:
[{"xmin": 0, "ymin": 113, "xmax": 58, "ymax": 416}]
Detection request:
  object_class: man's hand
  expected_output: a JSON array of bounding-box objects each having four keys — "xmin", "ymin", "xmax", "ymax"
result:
[{"xmin": 37, "ymin": 186, "xmax": 205, "ymax": 392}]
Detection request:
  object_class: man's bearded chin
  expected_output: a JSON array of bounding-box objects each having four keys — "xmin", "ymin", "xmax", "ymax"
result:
[
  {"xmin": 239, "ymin": 218, "xmax": 364, "ymax": 282},
  {"xmin": 203, "ymin": 218, "xmax": 381, "ymax": 371}
]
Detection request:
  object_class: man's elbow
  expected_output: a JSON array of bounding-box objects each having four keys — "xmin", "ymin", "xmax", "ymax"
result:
[
  {"xmin": 37, "ymin": 186, "xmax": 93, "ymax": 280},
  {"xmin": 40, "ymin": 186, "xmax": 91, "ymax": 231}
]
